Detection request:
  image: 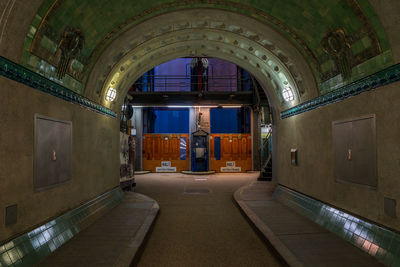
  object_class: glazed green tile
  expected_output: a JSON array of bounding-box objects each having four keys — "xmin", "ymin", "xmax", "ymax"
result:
[
  {"xmin": 13, "ymin": 235, "xmax": 29, "ymax": 246},
  {"xmin": 373, "ymin": 230, "xmax": 384, "ymax": 245},
  {"xmin": 19, "ymin": 251, "xmax": 39, "ymax": 266},
  {"xmin": 381, "ymin": 233, "xmax": 393, "ymax": 250},
  {"xmin": 18, "ymin": 242, "xmax": 33, "ymax": 257},
  {"xmin": 61, "ymin": 231, "xmax": 70, "ymax": 243},
  {"xmin": 42, "ymin": 230, "xmax": 52, "ymax": 242},
  {"xmin": 27, "ymin": 26, "xmax": 37, "ymax": 39},
  {"xmin": 0, "ymin": 252, "xmax": 12, "ymax": 266},
  {"xmin": 375, "ymin": 247, "xmax": 387, "ymax": 262},
  {"xmin": 389, "ymin": 238, "xmax": 400, "ymax": 257},
  {"xmin": 47, "ymin": 240, "xmax": 56, "ymax": 252},
  {"xmin": 29, "ymin": 237, "xmax": 40, "ymax": 250},
  {"xmin": 36, "ymin": 0, "xmax": 55, "ymax": 17},
  {"xmin": 360, "ymin": 226, "xmax": 369, "ymax": 239},
  {"xmin": 3, "ymin": 243, "xmax": 13, "ymax": 251},
  {"xmin": 37, "ymin": 233, "xmax": 47, "ymax": 246},
  {"xmin": 7, "ymin": 248, "xmax": 21, "ymax": 264},
  {"xmin": 384, "ymin": 252, "xmax": 395, "ymax": 266},
  {"xmin": 31, "ymin": 14, "xmax": 42, "ymax": 28}
]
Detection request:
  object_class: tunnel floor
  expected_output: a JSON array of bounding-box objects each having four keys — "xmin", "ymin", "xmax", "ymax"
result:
[{"xmin": 134, "ymin": 172, "xmax": 283, "ymax": 266}]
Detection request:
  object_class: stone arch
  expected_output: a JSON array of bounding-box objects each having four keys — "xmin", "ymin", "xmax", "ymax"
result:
[{"xmin": 85, "ymin": 9, "xmax": 318, "ymax": 112}]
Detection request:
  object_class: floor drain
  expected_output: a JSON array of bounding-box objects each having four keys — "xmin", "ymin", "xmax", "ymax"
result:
[{"xmin": 184, "ymin": 188, "xmax": 211, "ymax": 194}]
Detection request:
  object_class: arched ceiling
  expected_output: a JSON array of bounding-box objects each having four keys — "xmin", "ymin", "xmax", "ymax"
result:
[
  {"xmin": 85, "ymin": 9, "xmax": 318, "ymax": 111},
  {"xmin": 18, "ymin": 0, "xmax": 393, "ymax": 112}
]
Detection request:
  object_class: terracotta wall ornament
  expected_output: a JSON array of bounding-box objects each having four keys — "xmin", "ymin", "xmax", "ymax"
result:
[
  {"xmin": 321, "ymin": 29, "xmax": 353, "ymax": 80},
  {"xmin": 56, "ymin": 27, "xmax": 84, "ymax": 79}
]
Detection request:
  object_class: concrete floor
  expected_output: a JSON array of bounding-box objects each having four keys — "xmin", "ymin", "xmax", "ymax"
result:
[{"xmin": 134, "ymin": 172, "xmax": 283, "ymax": 267}]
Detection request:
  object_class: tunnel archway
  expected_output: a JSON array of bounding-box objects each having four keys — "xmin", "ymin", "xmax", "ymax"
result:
[
  {"xmin": 84, "ymin": 9, "xmax": 319, "ymax": 180},
  {"xmin": 85, "ymin": 8, "xmax": 319, "ymax": 111}
]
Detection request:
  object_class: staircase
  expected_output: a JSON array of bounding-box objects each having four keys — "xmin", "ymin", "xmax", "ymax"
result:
[
  {"xmin": 251, "ymin": 77, "xmax": 269, "ymax": 106},
  {"xmin": 258, "ymin": 155, "xmax": 272, "ymax": 181},
  {"xmin": 250, "ymin": 75, "xmax": 272, "ymax": 181}
]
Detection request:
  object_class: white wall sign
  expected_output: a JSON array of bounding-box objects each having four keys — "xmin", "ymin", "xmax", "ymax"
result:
[
  {"xmin": 156, "ymin": 161, "xmax": 176, "ymax": 172},
  {"xmin": 221, "ymin": 161, "xmax": 241, "ymax": 172}
]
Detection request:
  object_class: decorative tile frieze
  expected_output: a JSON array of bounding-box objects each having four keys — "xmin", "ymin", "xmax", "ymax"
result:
[
  {"xmin": 0, "ymin": 56, "xmax": 116, "ymax": 118},
  {"xmin": 281, "ymin": 63, "xmax": 400, "ymax": 119}
]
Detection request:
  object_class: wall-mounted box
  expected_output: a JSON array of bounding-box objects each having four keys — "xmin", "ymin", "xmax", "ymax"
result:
[
  {"xmin": 332, "ymin": 114, "xmax": 376, "ymax": 188},
  {"xmin": 291, "ymin": 148, "xmax": 298, "ymax": 166}
]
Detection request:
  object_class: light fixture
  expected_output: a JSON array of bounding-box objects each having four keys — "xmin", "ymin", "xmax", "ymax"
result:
[
  {"xmin": 105, "ymin": 87, "xmax": 117, "ymax": 102},
  {"xmin": 221, "ymin": 105, "xmax": 242, "ymax": 108},
  {"xmin": 282, "ymin": 86, "xmax": 294, "ymax": 102},
  {"xmin": 126, "ymin": 105, "xmax": 244, "ymax": 108},
  {"xmin": 167, "ymin": 105, "xmax": 192, "ymax": 108}
]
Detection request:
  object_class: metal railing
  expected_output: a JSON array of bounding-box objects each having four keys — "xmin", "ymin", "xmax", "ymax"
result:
[{"xmin": 132, "ymin": 74, "xmax": 253, "ymax": 92}]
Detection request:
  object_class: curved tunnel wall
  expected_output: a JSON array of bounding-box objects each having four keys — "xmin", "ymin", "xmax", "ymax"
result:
[{"xmin": 1, "ymin": 0, "xmax": 400, "ymax": 244}]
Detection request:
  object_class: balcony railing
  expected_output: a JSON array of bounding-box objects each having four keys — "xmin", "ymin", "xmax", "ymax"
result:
[{"xmin": 132, "ymin": 75, "xmax": 253, "ymax": 92}]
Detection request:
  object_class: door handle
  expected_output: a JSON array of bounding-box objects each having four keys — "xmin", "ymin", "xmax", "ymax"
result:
[{"xmin": 348, "ymin": 149, "xmax": 352, "ymax": 160}]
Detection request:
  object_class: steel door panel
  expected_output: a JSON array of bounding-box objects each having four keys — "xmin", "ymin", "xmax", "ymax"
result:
[
  {"xmin": 34, "ymin": 115, "xmax": 72, "ymax": 191},
  {"xmin": 333, "ymin": 120, "xmax": 353, "ymax": 182},
  {"xmin": 352, "ymin": 117, "xmax": 377, "ymax": 187},
  {"xmin": 333, "ymin": 115, "xmax": 376, "ymax": 188}
]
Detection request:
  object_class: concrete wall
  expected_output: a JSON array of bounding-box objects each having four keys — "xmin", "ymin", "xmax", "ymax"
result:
[
  {"xmin": 277, "ymin": 81, "xmax": 400, "ymax": 231},
  {"xmin": 0, "ymin": 0, "xmax": 44, "ymax": 62},
  {"xmin": 0, "ymin": 77, "xmax": 120, "ymax": 242}
]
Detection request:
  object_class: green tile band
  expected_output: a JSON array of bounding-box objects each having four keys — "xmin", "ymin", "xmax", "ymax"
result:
[
  {"xmin": 273, "ymin": 185, "xmax": 400, "ymax": 266},
  {"xmin": 0, "ymin": 187, "xmax": 124, "ymax": 266},
  {"xmin": 0, "ymin": 56, "xmax": 116, "ymax": 118},
  {"xmin": 281, "ymin": 63, "xmax": 400, "ymax": 119}
]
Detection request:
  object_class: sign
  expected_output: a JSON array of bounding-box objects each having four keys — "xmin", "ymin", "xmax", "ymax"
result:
[
  {"xmin": 156, "ymin": 161, "xmax": 177, "ymax": 172},
  {"xmin": 162, "ymin": 161, "xmax": 171, "ymax": 167},
  {"xmin": 221, "ymin": 161, "xmax": 241, "ymax": 172}
]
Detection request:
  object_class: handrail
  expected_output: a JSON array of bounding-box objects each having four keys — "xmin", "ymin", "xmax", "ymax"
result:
[
  {"xmin": 133, "ymin": 74, "xmax": 253, "ymax": 92},
  {"xmin": 261, "ymin": 153, "xmax": 272, "ymax": 171}
]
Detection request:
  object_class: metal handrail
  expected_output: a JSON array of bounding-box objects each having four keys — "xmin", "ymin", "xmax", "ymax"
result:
[{"xmin": 133, "ymin": 74, "xmax": 253, "ymax": 92}]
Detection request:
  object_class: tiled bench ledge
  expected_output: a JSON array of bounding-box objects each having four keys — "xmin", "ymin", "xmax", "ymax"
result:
[
  {"xmin": 273, "ymin": 185, "xmax": 400, "ymax": 266},
  {"xmin": 0, "ymin": 187, "xmax": 124, "ymax": 266}
]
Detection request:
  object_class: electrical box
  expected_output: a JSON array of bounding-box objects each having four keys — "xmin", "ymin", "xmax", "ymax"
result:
[{"xmin": 291, "ymin": 148, "xmax": 298, "ymax": 166}]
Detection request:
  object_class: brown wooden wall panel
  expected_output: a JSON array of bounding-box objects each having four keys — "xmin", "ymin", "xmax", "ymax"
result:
[
  {"xmin": 210, "ymin": 134, "xmax": 252, "ymax": 172},
  {"xmin": 142, "ymin": 134, "xmax": 190, "ymax": 172}
]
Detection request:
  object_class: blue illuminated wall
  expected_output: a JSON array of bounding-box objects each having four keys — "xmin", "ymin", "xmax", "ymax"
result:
[
  {"xmin": 210, "ymin": 107, "xmax": 251, "ymax": 133},
  {"xmin": 143, "ymin": 108, "xmax": 189, "ymax": 133}
]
